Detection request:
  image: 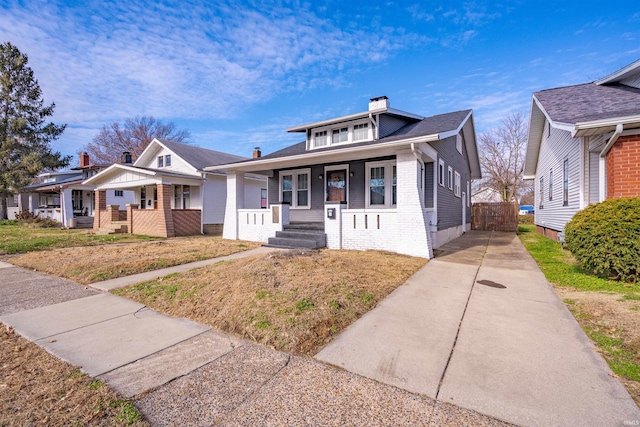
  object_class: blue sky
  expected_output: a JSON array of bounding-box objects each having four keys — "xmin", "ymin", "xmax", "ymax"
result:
[{"xmin": 1, "ymin": 0, "xmax": 639, "ymax": 162}]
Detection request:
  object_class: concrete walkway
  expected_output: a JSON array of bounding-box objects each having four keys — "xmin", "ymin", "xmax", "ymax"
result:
[
  {"xmin": 316, "ymin": 231, "xmax": 640, "ymax": 427},
  {"xmin": 0, "ymin": 247, "xmax": 512, "ymax": 426}
]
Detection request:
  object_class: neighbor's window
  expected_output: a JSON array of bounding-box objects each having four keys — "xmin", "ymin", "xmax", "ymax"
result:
[
  {"xmin": 315, "ymin": 131, "xmax": 328, "ymax": 147},
  {"xmin": 157, "ymin": 156, "xmax": 164, "ymax": 168},
  {"xmin": 563, "ymin": 159, "xmax": 569, "ymax": 206},
  {"xmin": 173, "ymin": 185, "xmax": 190, "ymax": 209},
  {"xmin": 353, "ymin": 123, "xmax": 368, "ymax": 141},
  {"xmin": 114, "ymin": 190, "xmax": 123, "ymax": 197},
  {"xmin": 366, "ymin": 160, "xmax": 396, "ymax": 207},
  {"xmin": 539, "ymin": 177, "xmax": 544, "ymax": 209},
  {"xmin": 332, "ymin": 127, "xmax": 348, "ymax": 144},
  {"xmin": 549, "ymin": 169, "xmax": 553, "ymax": 201},
  {"xmin": 454, "ymin": 171, "xmax": 461, "ymax": 197},
  {"xmin": 448, "ymin": 166, "xmax": 453, "ymax": 190},
  {"xmin": 456, "ymin": 134, "xmax": 463, "ymax": 154},
  {"xmin": 280, "ymin": 169, "xmax": 310, "ymax": 208},
  {"xmin": 467, "ymin": 181, "xmax": 470, "ymax": 207},
  {"xmin": 165, "ymin": 154, "xmax": 172, "ymax": 167},
  {"xmin": 438, "ymin": 159, "xmax": 445, "ymax": 186}
]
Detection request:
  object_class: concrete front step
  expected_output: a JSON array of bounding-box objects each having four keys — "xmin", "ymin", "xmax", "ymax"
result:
[
  {"xmin": 284, "ymin": 222, "xmax": 325, "ymax": 231},
  {"xmin": 266, "ymin": 236, "xmax": 321, "ymax": 249}
]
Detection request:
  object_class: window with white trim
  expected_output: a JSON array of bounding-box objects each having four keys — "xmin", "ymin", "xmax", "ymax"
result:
[
  {"xmin": 279, "ymin": 169, "xmax": 311, "ymax": 208},
  {"xmin": 314, "ymin": 131, "xmax": 328, "ymax": 147},
  {"xmin": 165, "ymin": 154, "xmax": 172, "ymax": 167},
  {"xmin": 454, "ymin": 171, "xmax": 461, "ymax": 197},
  {"xmin": 332, "ymin": 127, "xmax": 348, "ymax": 144},
  {"xmin": 366, "ymin": 160, "xmax": 396, "ymax": 207},
  {"xmin": 456, "ymin": 134, "xmax": 463, "ymax": 154},
  {"xmin": 539, "ymin": 177, "xmax": 544, "ymax": 209},
  {"xmin": 549, "ymin": 169, "xmax": 553, "ymax": 201},
  {"xmin": 467, "ymin": 181, "xmax": 470, "ymax": 207},
  {"xmin": 173, "ymin": 185, "xmax": 190, "ymax": 209},
  {"xmin": 157, "ymin": 156, "xmax": 164, "ymax": 168},
  {"xmin": 261, "ymin": 188, "xmax": 267, "ymax": 209},
  {"xmin": 447, "ymin": 166, "xmax": 453, "ymax": 190},
  {"xmin": 563, "ymin": 159, "xmax": 569, "ymax": 206},
  {"xmin": 353, "ymin": 123, "xmax": 368, "ymax": 141},
  {"xmin": 438, "ymin": 159, "xmax": 445, "ymax": 186}
]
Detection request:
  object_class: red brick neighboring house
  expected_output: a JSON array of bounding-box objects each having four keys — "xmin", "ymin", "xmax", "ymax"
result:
[{"xmin": 524, "ymin": 59, "xmax": 640, "ymax": 240}]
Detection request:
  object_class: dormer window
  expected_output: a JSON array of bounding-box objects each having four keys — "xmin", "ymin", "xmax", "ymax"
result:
[
  {"xmin": 332, "ymin": 127, "xmax": 348, "ymax": 144},
  {"xmin": 353, "ymin": 123, "xmax": 368, "ymax": 141},
  {"xmin": 315, "ymin": 131, "xmax": 328, "ymax": 147},
  {"xmin": 157, "ymin": 156, "xmax": 164, "ymax": 168},
  {"xmin": 165, "ymin": 154, "xmax": 172, "ymax": 167}
]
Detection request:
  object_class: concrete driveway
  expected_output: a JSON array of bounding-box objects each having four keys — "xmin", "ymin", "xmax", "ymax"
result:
[{"xmin": 316, "ymin": 231, "xmax": 640, "ymax": 427}]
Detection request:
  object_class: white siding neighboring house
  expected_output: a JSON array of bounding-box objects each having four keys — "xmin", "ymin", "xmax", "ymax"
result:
[
  {"xmin": 84, "ymin": 139, "xmax": 266, "ymax": 237},
  {"xmin": 524, "ymin": 59, "xmax": 640, "ymax": 241},
  {"xmin": 213, "ymin": 96, "xmax": 482, "ymax": 259},
  {"xmin": 17, "ymin": 154, "xmax": 133, "ymax": 228}
]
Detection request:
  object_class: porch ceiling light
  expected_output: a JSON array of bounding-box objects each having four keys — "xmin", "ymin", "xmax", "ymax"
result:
[{"xmin": 319, "ymin": 174, "xmax": 323, "ymax": 180}]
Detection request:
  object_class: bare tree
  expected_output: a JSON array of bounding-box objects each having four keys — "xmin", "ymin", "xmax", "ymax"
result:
[
  {"xmin": 81, "ymin": 116, "xmax": 191, "ymax": 164},
  {"xmin": 477, "ymin": 111, "xmax": 530, "ymax": 204}
]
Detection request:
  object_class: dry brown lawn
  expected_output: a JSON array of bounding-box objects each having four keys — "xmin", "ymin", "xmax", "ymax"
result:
[
  {"xmin": 7, "ymin": 236, "xmax": 260, "ymax": 284},
  {"xmin": 558, "ymin": 288, "xmax": 640, "ymax": 406},
  {"xmin": 0, "ymin": 324, "xmax": 148, "ymax": 426},
  {"xmin": 115, "ymin": 249, "xmax": 427, "ymax": 356}
]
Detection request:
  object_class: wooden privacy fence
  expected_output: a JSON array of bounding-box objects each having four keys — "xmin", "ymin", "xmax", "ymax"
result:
[{"xmin": 471, "ymin": 202, "xmax": 518, "ymax": 232}]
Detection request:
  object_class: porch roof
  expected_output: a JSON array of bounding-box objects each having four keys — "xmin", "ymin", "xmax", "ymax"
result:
[{"xmin": 83, "ymin": 163, "xmax": 204, "ymax": 190}]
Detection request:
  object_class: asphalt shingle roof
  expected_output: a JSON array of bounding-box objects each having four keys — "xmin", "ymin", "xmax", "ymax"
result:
[
  {"xmin": 157, "ymin": 139, "xmax": 249, "ymax": 171},
  {"xmin": 534, "ymin": 82, "xmax": 640, "ymax": 124},
  {"xmin": 255, "ymin": 109, "xmax": 471, "ymax": 162}
]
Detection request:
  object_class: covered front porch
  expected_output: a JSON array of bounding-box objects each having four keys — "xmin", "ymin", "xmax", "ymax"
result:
[
  {"xmin": 86, "ymin": 165, "xmax": 205, "ymax": 237},
  {"xmin": 222, "ymin": 143, "xmax": 439, "ymax": 259}
]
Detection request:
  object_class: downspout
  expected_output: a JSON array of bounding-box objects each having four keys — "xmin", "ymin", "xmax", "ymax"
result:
[
  {"xmin": 599, "ymin": 123, "xmax": 624, "ymax": 201},
  {"xmin": 200, "ymin": 172, "xmax": 206, "ymax": 234},
  {"xmin": 411, "ymin": 143, "xmax": 425, "ymax": 201}
]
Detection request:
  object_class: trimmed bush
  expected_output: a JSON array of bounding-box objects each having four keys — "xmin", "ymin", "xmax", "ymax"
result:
[{"xmin": 565, "ymin": 198, "xmax": 640, "ymax": 283}]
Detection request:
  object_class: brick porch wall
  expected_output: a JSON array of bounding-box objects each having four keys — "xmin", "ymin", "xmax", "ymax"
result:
[
  {"xmin": 536, "ymin": 225, "xmax": 560, "ymax": 241},
  {"xmin": 172, "ymin": 209, "xmax": 201, "ymax": 236},
  {"xmin": 606, "ymin": 133, "xmax": 640, "ymax": 199},
  {"xmin": 131, "ymin": 209, "xmax": 166, "ymax": 237}
]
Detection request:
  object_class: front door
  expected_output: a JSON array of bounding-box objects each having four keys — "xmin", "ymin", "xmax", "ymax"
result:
[{"xmin": 326, "ymin": 170, "xmax": 347, "ymax": 203}]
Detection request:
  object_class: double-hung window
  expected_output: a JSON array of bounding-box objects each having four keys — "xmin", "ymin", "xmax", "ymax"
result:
[
  {"xmin": 173, "ymin": 185, "xmax": 190, "ymax": 209},
  {"xmin": 448, "ymin": 166, "xmax": 453, "ymax": 190},
  {"xmin": 353, "ymin": 123, "xmax": 368, "ymax": 141},
  {"xmin": 454, "ymin": 172, "xmax": 461, "ymax": 197},
  {"xmin": 549, "ymin": 169, "xmax": 553, "ymax": 201},
  {"xmin": 539, "ymin": 177, "xmax": 544, "ymax": 209},
  {"xmin": 438, "ymin": 159, "xmax": 445, "ymax": 186},
  {"xmin": 157, "ymin": 156, "xmax": 164, "ymax": 168},
  {"xmin": 315, "ymin": 131, "xmax": 328, "ymax": 147},
  {"xmin": 332, "ymin": 127, "xmax": 348, "ymax": 144},
  {"xmin": 563, "ymin": 159, "xmax": 569, "ymax": 206},
  {"xmin": 280, "ymin": 169, "xmax": 310, "ymax": 208},
  {"xmin": 366, "ymin": 160, "xmax": 396, "ymax": 207},
  {"xmin": 165, "ymin": 155, "xmax": 172, "ymax": 167}
]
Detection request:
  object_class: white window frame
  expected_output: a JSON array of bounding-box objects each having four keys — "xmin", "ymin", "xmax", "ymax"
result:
[
  {"xmin": 279, "ymin": 168, "xmax": 311, "ymax": 209},
  {"xmin": 157, "ymin": 156, "xmax": 164, "ymax": 168},
  {"xmin": 173, "ymin": 184, "xmax": 191, "ymax": 209},
  {"xmin": 454, "ymin": 171, "xmax": 461, "ymax": 198},
  {"xmin": 309, "ymin": 118, "xmax": 372, "ymax": 149},
  {"xmin": 324, "ymin": 164, "xmax": 350, "ymax": 206},
  {"xmin": 438, "ymin": 159, "xmax": 445, "ymax": 187},
  {"xmin": 456, "ymin": 134, "xmax": 463, "ymax": 154},
  {"xmin": 447, "ymin": 166, "xmax": 453, "ymax": 191},
  {"xmin": 549, "ymin": 169, "xmax": 553, "ymax": 201},
  {"xmin": 365, "ymin": 160, "xmax": 397, "ymax": 208},
  {"xmin": 165, "ymin": 154, "xmax": 172, "ymax": 167},
  {"xmin": 466, "ymin": 181, "xmax": 470, "ymax": 207}
]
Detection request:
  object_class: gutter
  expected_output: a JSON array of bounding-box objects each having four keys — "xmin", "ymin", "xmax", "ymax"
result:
[{"xmin": 600, "ymin": 123, "xmax": 624, "ymax": 158}]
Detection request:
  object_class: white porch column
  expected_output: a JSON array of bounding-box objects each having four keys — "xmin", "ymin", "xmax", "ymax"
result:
[
  {"xmin": 396, "ymin": 150, "xmax": 433, "ymax": 258},
  {"xmin": 223, "ymin": 171, "xmax": 245, "ymax": 240},
  {"xmin": 61, "ymin": 188, "xmax": 73, "ymax": 227}
]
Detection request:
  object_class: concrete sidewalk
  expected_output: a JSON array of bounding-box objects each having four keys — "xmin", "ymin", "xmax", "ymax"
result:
[{"xmin": 316, "ymin": 231, "xmax": 640, "ymax": 427}]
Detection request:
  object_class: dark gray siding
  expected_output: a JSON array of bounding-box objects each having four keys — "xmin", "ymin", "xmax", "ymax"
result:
[
  {"xmin": 424, "ymin": 162, "xmax": 434, "ymax": 209},
  {"xmin": 348, "ymin": 160, "xmax": 365, "ymax": 208},
  {"xmin": 379, "ymin": 114, "xmax": 412, "ymax": 138},
  {"xmin": 430, "ymin": 135, "xmax": 472, "ymax": 230},
  {"xmin": 268, "ymin": 175, "xmax": 278, "ymax": 207}
]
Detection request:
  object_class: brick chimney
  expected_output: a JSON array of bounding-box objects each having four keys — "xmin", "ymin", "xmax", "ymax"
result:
[
  {"xmin": 253, "ymin": 147, "xmax": 261, "ymax": 158},
  {"xmin": 369, "ymin": 96, "xmax": 389, "ymax": 111},
  {"xmin": 121, "ymin": 151, "xmax": 133, "ymax": 164},
  {"xmin": 80, "ymin": 152, "xmax": 90, "ymax": 167}
]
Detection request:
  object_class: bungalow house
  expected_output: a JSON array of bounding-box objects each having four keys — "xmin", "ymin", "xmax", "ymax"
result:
[
  {"xmin": 17, "ymin": 153, "xmax": 133, "ymax": 228},
  {"xmin": 524, "ymin": 59, "xmax": 640, "ymax": 240},
  {"xmin": 84, "ymin": 138, "xmax": 267, "ymax": 237},
  {"xmin": 211, "ymin": 97, "xmax": 481, "ymax": 259}
]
